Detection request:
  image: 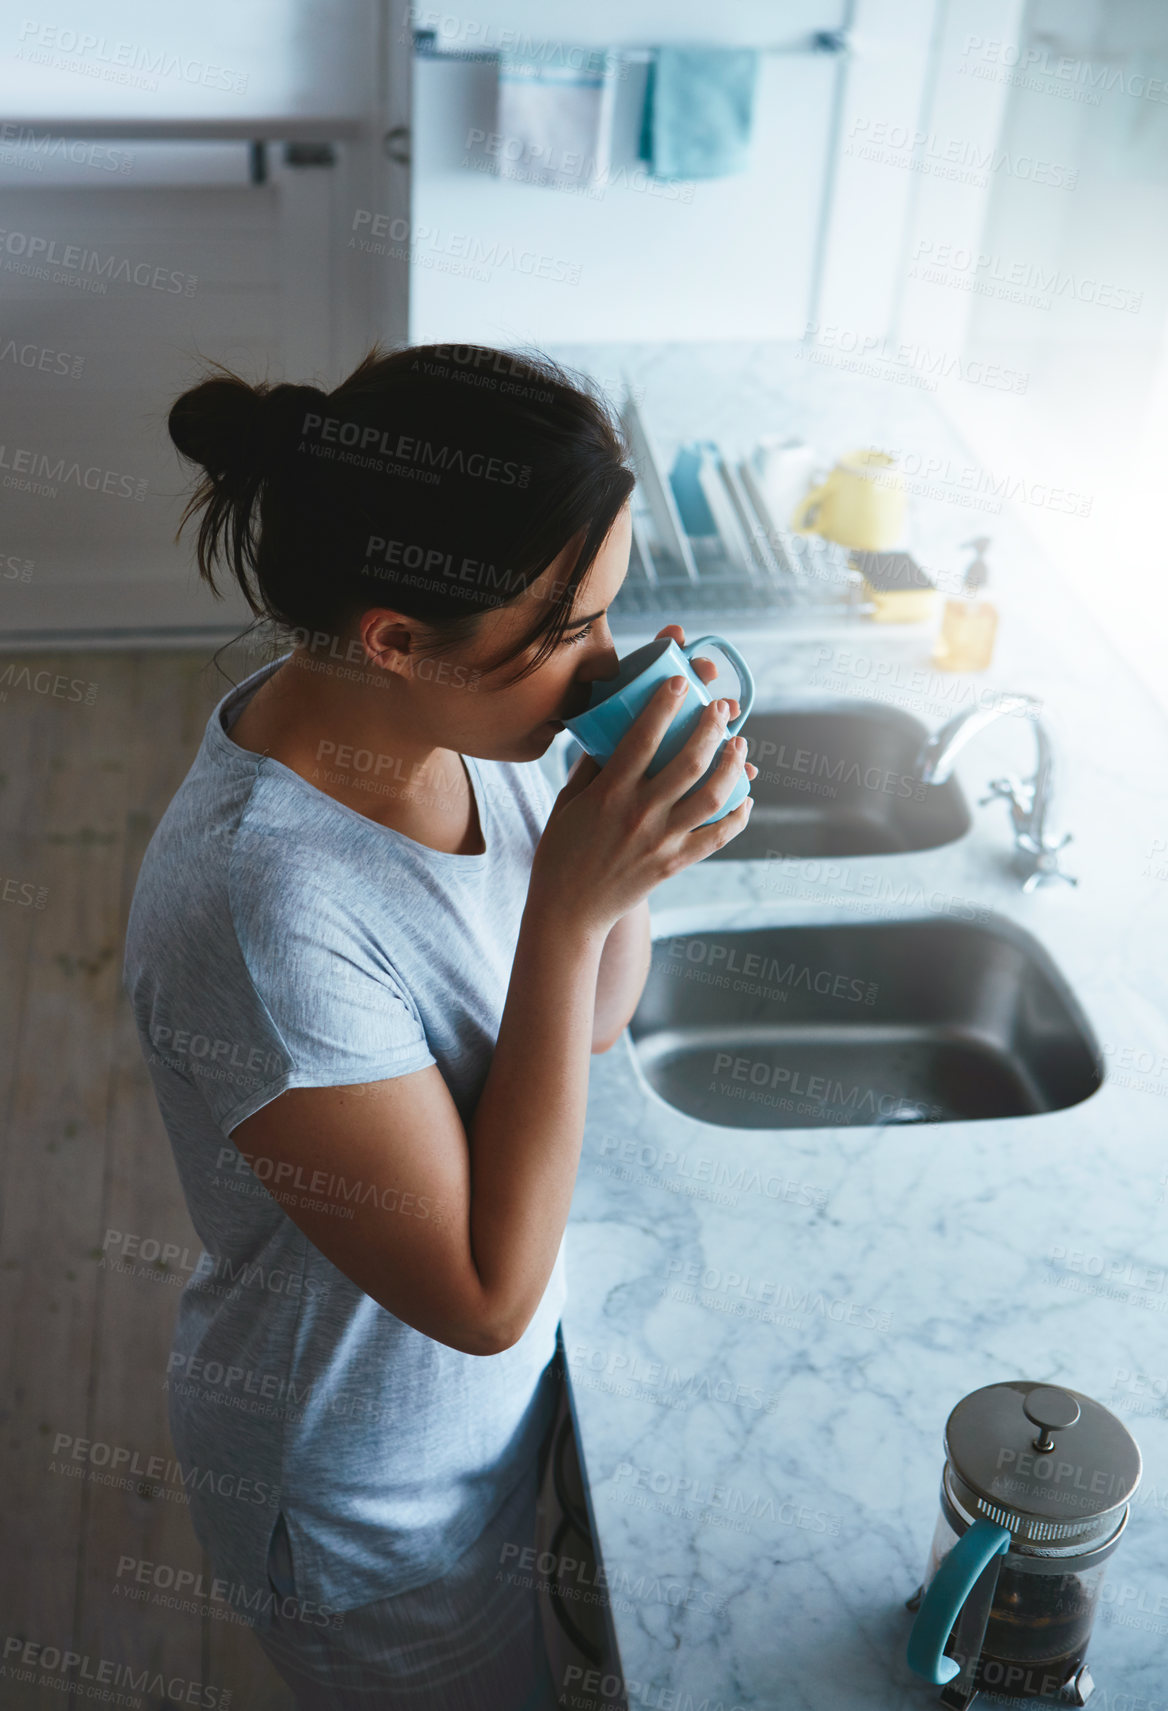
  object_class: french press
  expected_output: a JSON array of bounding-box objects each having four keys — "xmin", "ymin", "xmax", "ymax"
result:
[{"xmin": 905, "ymin": 1380, "xmax": 1141, "ymax": 1707}]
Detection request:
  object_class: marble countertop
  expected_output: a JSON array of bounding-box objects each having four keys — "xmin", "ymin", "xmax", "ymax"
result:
[{"xmin": 545, "ymin": 342, "xmax": 1168, "ymax": 1711}]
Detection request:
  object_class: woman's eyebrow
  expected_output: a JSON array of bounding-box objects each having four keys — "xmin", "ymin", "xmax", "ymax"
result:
[{"xmin": 568, "ymin": 608, "xmax": 606, "ymax": 627}]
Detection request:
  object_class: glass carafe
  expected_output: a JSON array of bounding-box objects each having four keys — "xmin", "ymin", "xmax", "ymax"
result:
[{"xmin": 905, "ymin": 1382, "xmax": 1141, "ymax": 1708}]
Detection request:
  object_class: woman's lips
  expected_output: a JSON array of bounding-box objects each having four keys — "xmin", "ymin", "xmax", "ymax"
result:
[{"xmin": 548, "ymin": 701, "xmax": 588, "ymax": 728}]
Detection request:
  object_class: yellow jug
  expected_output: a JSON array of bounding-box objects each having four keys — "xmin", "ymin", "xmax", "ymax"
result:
[{"xmin": 790, "ymin": 448, "xmax": 904, "ymax": 551}]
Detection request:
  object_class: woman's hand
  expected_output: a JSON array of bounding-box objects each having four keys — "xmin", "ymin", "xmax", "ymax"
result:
[
  {"xmin": 532, "ymin": 625, "xmax": 758, "ymax": 937},
  {"xmin": 653, "ymin": 624, "xmax": 758, "ymax": 787},
  {"xmin": 557, "ymin": 624, "xmax": 758, "ymax": 805}
]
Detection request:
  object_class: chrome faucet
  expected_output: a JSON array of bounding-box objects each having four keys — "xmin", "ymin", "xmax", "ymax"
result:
[{"xmin": 916, "ymin": 694, "xmax": 1076, "ymax": 892}]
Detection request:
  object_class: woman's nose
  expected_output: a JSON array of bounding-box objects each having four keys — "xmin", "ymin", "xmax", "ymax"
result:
[{"xmin": 583, "ymin": 644, "xmax": 621, "ymax": 685}]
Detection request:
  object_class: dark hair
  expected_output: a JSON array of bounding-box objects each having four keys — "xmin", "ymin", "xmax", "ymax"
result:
[{"xmin": 167, "ymin": 342, "xmax": 636, "ymax": 685}]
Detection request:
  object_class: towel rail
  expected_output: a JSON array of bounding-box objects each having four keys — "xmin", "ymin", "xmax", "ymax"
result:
[{"xmin": 412, "ymin": 29, "xmax": 851, "ymax": 63}]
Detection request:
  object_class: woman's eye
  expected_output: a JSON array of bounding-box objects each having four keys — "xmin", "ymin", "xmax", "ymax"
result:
[{"xmin": 564, "ymin": 621, "xmax": 593, "ymax": 646}]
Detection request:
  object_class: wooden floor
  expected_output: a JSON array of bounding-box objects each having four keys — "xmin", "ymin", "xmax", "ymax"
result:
[{"xmin": 0, "ymin": 646, "xmax": 296, "ymax": 1710}]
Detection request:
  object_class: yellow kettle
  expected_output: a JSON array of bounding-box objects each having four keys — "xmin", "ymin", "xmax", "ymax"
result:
[{"xmin": 790, "ymin": 448, "xmax": 905, "ymax": 551}]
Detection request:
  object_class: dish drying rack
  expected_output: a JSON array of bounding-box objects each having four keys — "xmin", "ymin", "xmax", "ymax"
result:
[{"xmin": 613, "ymin": 386, "xmax": 866, "ymax": 628}]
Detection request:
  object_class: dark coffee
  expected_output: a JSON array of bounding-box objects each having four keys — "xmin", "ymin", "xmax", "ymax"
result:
[
  {"xmin": 969, "ymin": 1647, "xmax": 1083, "ymax": 1700},
  {"xmin": 982, "ymin": 1563, "xmax": 1097, "ymax": 1661},
  {"xmin": 956, "ymin": 1564, "xmax": 1097, "ymax": 1700}
]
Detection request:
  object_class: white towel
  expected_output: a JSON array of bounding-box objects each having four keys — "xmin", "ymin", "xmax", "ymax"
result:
[{"xmin": 495, "ymin": 54, "xmax": 617, "ymax": 190}]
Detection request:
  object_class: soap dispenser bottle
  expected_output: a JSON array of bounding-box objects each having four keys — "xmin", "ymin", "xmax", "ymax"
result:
[{"xmin": 932, "ymin": 536, "xmax": 999, "ymax": 672}]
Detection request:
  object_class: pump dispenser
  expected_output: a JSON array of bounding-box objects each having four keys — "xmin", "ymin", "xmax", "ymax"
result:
[{"xmin": 933, "ymin": 537, "xmax": 999, "ymax": 672}]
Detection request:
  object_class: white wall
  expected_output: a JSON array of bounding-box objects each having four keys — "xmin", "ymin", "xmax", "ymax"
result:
[
  {"xmin": 407, "ymin": 0, "xmax": 847, "ymax": 343},
  {"xmin": 815, "ymin": 0, "xmax": 945, "ymax": 341},
  {"xmin": 916, "ymin": 0, "xmax": 1168, "ymax": 716},
  {"xmin": 961, "ymin": 0, "xmax": 1168, "ymax": 356},
  {"xmin": 890, "ymin": 0, "xmax": 1029, "ymax": 358}
]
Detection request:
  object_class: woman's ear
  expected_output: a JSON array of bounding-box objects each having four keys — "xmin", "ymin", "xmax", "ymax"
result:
[{"xmin": 360, "ymin": 609, "xmax": 421, "ymax": 675}]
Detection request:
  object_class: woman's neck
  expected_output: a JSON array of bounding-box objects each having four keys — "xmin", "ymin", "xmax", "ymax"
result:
[{"xmin": 228, "ymin": 652, "xmax": 482, "ymax": 852}]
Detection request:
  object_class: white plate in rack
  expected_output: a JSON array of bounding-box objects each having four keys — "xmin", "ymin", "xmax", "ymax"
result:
[
  {"xmin": 619, "ymin": 385, "xmax": 700, "ymax": 584},
  {"xmin": 694, "ymin": 447, "xmax": 758, "ymax": 579}
]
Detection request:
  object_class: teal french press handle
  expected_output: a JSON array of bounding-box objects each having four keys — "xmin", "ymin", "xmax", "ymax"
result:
[
  {"xmin": 906, "ymin": 1518, "xmax": 1011, "ymax": 1684},
  {"xmin": 683, "ymin": 635, "xmax": 755, "ymax": 736}
]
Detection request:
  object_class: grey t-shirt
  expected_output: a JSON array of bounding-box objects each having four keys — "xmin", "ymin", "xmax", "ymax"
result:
[{"xmin": 123, "ymin": 652, "xmax": 566, "ymax": 1622}]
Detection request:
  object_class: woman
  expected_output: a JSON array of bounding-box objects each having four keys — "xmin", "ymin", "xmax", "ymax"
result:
[{"xmin": 123, "ymin": 342, "xmax": 755, "ymax": 1709}]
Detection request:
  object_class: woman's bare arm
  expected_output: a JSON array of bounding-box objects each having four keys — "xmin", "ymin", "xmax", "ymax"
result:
[
  {"xmin": 590, "ymin": 899, "xmax": 652, "ymax": 1053},
  {"xmin": 230, "ymin": 887, "xmax": 605, "ymax": 1357}
]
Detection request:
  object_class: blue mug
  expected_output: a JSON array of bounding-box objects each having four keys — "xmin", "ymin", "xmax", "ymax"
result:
[{"xmin": 562, "ymin": 634, "xmax": 754, "ymax": 827}]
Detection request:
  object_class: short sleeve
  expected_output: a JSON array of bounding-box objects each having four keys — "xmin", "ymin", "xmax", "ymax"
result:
[{"xmin": 209, "ymin": 840, "xmax": 437, "ymax": 1136}]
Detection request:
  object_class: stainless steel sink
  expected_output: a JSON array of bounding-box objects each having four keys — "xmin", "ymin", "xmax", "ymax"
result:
[
  {"xmin": 712, "ymin": 702, "xmax": 970, "ymax": 860},
  {"xmin": 629, "ymin": 917, "xmax": 1103, "ymax": 1129}
]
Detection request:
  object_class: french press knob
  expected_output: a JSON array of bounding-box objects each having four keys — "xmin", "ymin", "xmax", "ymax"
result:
[{"xmin": 905, "ymin": 1380, "xmax": 1141, "ymax": 1707}]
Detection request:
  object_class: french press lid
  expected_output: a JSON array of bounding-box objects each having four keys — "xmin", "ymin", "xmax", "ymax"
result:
[{"xmin": 944, "ymin": 1380, "xmax": 1141, "ymax": 1546}]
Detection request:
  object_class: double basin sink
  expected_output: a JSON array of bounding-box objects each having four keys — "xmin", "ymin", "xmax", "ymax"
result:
[{"xmin": 562, "ymin": 701, "xmax": 1103, "ymax": 1129}]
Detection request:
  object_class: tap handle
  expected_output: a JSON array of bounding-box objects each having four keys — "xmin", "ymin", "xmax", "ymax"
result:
[
  {"xmin": 1021, "ymin": 840, "xmax": 1078, "ymax": 892},
  {"xmin": 1023, "ymin": 866, "xmax": 1079, "ymax": 893},
  {"xmin": 979, "ymin": 776, "xmax": 1020, "ymax": 808}
]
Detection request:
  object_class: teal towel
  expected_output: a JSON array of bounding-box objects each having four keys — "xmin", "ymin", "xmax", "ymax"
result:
[{"xmin": 638, "ymin": 46, "xmax": 759, "ymax": 179}]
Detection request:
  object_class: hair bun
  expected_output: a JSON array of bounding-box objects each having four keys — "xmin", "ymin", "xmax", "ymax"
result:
[
  {"xmin": 168, "ymin": 376, "xmax": 323, "ymax": 481},
  {"xmin": 168, "ymin": 376, "xmax": 263, "ymax": 479}
]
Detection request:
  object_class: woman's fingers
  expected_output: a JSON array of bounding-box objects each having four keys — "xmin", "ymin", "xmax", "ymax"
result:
[
  {"xmin": 654, "ymin": 629, "xmax": 740, "ymax": 722},
  {"xmin": 560, "ymin": 751, "xmax": 601, "ymax": 801},
  {"xmin": 690, "ymin": 657, "xmax": 739, "ymax": 722}
]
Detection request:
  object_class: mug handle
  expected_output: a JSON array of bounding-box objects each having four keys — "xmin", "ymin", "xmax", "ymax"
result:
[
  {"xmin": 905, "ymin": 1518, "xmax": 1011, "ymax": 1685},
  {"xmin": 683, "ymin": 636, "xmax": 755, "ymax": 736}
]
